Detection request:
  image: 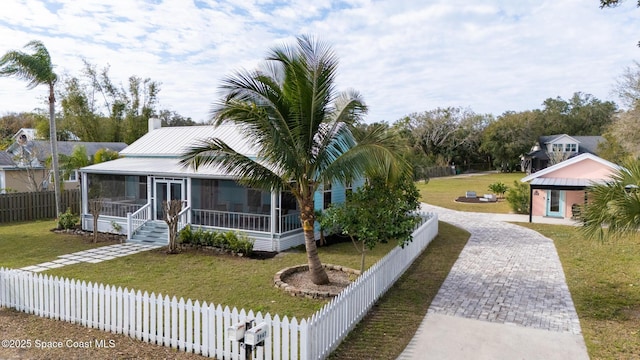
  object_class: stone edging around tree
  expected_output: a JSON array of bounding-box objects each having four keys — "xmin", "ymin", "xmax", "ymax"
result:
[{"xmin": 274, "ymin": 264, "xmax": 361, "ymax": 299}]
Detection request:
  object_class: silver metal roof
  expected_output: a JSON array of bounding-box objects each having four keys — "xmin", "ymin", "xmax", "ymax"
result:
[
  {"xmin": 80, "ymin": 157, "xmax": 236, "ymax": 178},
  {"xmin": 530, "ymin": 177, "xmax": 608, "ymax": 187},
  {"xmin": 120, "ymin": 124, "xmax": 257, "ymax": 157}
]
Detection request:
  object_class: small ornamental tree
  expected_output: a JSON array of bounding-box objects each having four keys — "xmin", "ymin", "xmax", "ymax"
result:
[
  {"xmin": 321, "ymin": 175, "xmax": 421, "ymax": 273},
  {"xmin": 163, "ymin": 199, "xmax": 183, "ymax": 254},
  {"xmin": 89, "ymin": 199, "xmax": 103, "ymax": 243},
  {"xmin": 488, "ymin": 181, "xmax": 509, "ymax": 199}
]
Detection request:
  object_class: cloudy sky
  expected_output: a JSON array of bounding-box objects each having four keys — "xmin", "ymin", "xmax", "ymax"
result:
[{"xmin": 1, "ymin": 0, "xmax": 639, "ymax": 124}]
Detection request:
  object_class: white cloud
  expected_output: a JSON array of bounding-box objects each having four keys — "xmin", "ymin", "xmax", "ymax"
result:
[{"xmin": 1, "ymin": 0, "xmax": 639, "ymax": 124}]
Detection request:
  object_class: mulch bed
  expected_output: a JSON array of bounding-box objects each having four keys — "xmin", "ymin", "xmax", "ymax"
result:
[{"xmin": 454, "ymin": 196, "xmax": 500, "ymax": 203}]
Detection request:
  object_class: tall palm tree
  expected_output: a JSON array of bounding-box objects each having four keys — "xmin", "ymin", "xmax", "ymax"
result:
[
  {"xmin": 181, "ymin": 35, "xmax": 410, "ymax": 285},
  {"xmin": 0, "ymin": 40, "xmax": 62, "ymax": 217},
  {"xmin": 581, "ymin": 159, "xmax": 640, "ymax": 241}
]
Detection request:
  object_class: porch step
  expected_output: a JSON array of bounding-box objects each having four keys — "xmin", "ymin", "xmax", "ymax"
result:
[{"xmin": 130, "ymin": 221, "xmax": 169, "ymax": 246}]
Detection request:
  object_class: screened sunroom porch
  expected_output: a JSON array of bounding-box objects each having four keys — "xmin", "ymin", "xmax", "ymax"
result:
[{"xmin": 80, "ymin": 173, "xmax": 303, "ymax": 251}]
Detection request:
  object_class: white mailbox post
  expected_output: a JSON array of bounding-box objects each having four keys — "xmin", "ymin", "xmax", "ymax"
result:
[
  {"xmin": 244, "ymin": 322, "xmax": 269, "ymax": 346},
  {"xmin": 228, "ymin": 322, "xmax": 246, "ymax": 342},
  {"xmin": 228, "ymin": 319, "xmax": 269, "ymax": 359}
]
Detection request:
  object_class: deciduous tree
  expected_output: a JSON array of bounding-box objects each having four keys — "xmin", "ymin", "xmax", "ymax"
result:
[
  {"xmin": 538, "ymin": 92, "xmax": 616, "ymax": 136},
  {"xmin": 396, "ymin": 107, "xmax": 490, "ymax": 167},
  {"xmin": 480, "ymin": 111, "xmax": 540, "ymax": 171}
]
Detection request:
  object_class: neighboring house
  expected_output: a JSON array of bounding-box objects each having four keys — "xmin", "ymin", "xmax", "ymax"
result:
[
  {"xmin": 0, "ymin": 151, "xmax": 44, "ymax": 193},
  {"xmin": 521, "ymin": 134, "xmax": 604, "ymax": 174},
  {"xmin": 4, "ymin": 139, "xmax": 127, "ymax": 192},
  {"xmin": 521, "ymin": 153, "xmax": 619, "ymax": 222},
  {"xmin": 79, "ymin": 120, "xmax": 361, "ymax": 252},
  {"xmin": 12, "ymin": 127, "xmax": 80, "ymax": 142},
  {"xmin": 12, "ymin": 128, "xmax": 38, "ymax": 142}
]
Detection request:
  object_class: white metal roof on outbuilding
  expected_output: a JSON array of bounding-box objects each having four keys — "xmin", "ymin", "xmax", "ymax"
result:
[{"xmin": 120, "ymin": 124, "xmax": 258, "ymax": 157}]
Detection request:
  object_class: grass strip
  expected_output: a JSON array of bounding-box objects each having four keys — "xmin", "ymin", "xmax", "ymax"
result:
[
  {"xmin": 416, "ymin": 172, "xmax": 522, "ymax": 213},
  {"xmin": 329, "ymin": 221, "xmax": 470, "ymax": 359},
  {"xmin": 520, "ymin": 223, "xmax": 640, "ymax": 359},
  {"xmin": 0, "ymin": 220, "xmax": 110, "ymax": 269}
]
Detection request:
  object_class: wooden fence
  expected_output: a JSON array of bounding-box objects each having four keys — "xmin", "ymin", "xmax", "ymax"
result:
[
  {"xmin": 0, "ymin": 212, "xmax": 438, "ymax": 359},
  {"xmin": 0, "ymin": 189, "xmax": 80, "ymax": 223}
]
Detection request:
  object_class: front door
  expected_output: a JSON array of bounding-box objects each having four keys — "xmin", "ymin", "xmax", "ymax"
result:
[
  {"xmin": 154, "ymin": 179, "xmax": 185, "ymax": 220},
  {"xmin": 546, "ymin": 190, "xmax": 564, "ymax": 218}
]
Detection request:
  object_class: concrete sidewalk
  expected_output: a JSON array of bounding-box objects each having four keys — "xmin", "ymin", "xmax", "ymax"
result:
[
  {"xmin": 19, "ymin": 243, "xmax": 161, "ymax": 273},
  {"xmin": 398, "ymin": 204, "xmax": 589, "ymax": 360}
]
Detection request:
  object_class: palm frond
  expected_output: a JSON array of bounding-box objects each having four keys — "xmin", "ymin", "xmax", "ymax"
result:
[
  {"xmin": 582, "ymin": 159, "xmax": 640, "ymax": 240},
  {"xmin": 179, "ymin": 138, "xmax": 286, "ymax": 191},
  {"xmin": 0, "ymin": 40, "xmax": 56, "ymax": 88}
]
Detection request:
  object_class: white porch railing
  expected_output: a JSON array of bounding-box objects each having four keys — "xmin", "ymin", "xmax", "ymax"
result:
[
  {"xmin": 127, "ymin": 203, "xmax": 151, "ymax": 240},
  {"xmin": 177, "ymin": 206, "xmax": 190, "ymax": 233},
  {"xmin": 279, "ymin": 212, "xmax": 302, "ymax": 233},
  {"xmin": 192, "ymin": 209, "xmax": 271, "ymax": 232},
  {"xmin": 101, "ymin": 201, "xmax": 144, "ymax": 218}
]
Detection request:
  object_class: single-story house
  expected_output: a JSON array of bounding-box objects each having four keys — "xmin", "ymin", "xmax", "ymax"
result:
[
  {"xmin": 3, "ymin": 139, "xmax": 127, "ymax": 193},
  {"xmin": 521, "ymin": 134, "xmax": 604, "ymax": 174},
  {"xmin": 521, "ymin": 153, "xmax": 620, "ymax": 222},
  {"xmin": 79, "ymin": 119, "xmax": 361, "ymax": 252}
]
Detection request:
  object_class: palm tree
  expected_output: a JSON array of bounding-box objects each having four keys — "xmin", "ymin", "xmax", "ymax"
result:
[
  {"xmin": 581, "ymin": 159, "xmax": 640, "ymax": 241},
  {"xmin": 0, "ymin": 40, "xmax": 63, "ymax": 217},
  {"xmin": 181, "ymin": 35, "xmax": 409, "ymax": 285}
]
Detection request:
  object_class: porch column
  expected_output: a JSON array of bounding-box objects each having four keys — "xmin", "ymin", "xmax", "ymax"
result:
[
  {"xmin": 271, "ymin": 190, "xmax": 277, "ymax": 235},
  {"xmin": 147, "ymin": 176, "xmax": 153, "ymax": 220},
  {"xmin": 81, "ymin": 172, "xmax": 88, "ymax": 217},
  {"xmin": 529, "ymin": 185, "xmax": 533, "ymax": 223},
  {"xmin": 186, "ymin": 177, "xmax": 192, "ymax": 223}
]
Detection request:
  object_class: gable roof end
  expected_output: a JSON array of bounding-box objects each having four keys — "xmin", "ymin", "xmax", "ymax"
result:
[{"xmin": 521, "ymin": 153, "xmax": 620, "ymax": 183}]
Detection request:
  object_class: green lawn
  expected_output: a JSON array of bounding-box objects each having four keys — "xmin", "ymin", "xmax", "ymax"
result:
[
  {"xmin": 520, "ymin": 223, "xmax": 640, "ymax": 359},
  {"xmin": 44, "ymin": 238, "xmax": 399, "ymax": 320},
  {"xmin": 329, "ymin": 222, "xmax": 470, "ymax": 359},
  {"xmin": 0, "ymin": 220, "xmax": 111, "ymax": 269},
  {"xmin": 417, "ymin": 172, "xmax": 523, "ymax": 213}
]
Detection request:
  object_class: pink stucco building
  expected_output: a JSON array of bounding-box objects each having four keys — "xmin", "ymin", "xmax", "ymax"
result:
[{"xmin": 521, "ymin": 153, "xmax": 620, "ymax": 222}]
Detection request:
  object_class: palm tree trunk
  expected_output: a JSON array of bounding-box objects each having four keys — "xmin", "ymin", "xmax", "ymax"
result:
[
  {"xmin": 49, "ymin": 84, "xmax": 63, "ymax": 218},
  {"xmin": 300, "ymin": 196, "xmax": 329, "ymax": 285}
]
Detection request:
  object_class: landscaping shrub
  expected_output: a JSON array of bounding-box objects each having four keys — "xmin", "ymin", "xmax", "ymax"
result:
[
  {"xmin": 506, "ymin": 180, "xmax": 530, "ymax": 214},
  {"xmin": 194, "ymin": 227, "xmax": 207, "ymax": 247},
  {"xmin": 488, "ymin": 181, "xmax": 508, "ymax": 198},
  {"xmin": 57, "ymin": 208, "xmax": 78, "ymax": 230},
  {"xmin": 178, "ymin": 226, "xmax": 254, "ymax": 256},
  {"xmin": 178, "ymin": 225, "xmax": 194, "ymax": 245}
]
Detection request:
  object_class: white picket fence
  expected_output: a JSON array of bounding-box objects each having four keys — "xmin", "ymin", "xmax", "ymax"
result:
[
  {"xmin": 305, "ymin": 212, "xmax": 439, "ymax": 359},
  {"xmin": 0, "ymin": 212, "xmax": 438, "ymax": 359}
]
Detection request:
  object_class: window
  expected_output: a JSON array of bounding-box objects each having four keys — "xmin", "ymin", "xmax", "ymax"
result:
[
  {"xmin": 67, "ymin": 170, "xmax": 78, "ymax": 182},
  {"xmin": 323, "ymin": 182, "xmax": 332, "ymax": 209},
  {"xmin": 345, "ymin": 181, "xmax": 353, "ymax": 197},
  {"xmin": 552, "ymin": 143, "xmax": 563, "ymax": 152},
  {"xmin": 565, "ymin": 143, "xmax": 577, "ymax": 152}
]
